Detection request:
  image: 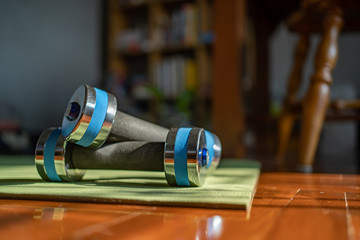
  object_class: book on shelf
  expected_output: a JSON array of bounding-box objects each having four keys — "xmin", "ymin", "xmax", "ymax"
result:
[
  {"xmin": 155, "ymin": 55, "xmax": 197, "ymax": 99},
  {"xmin": 117, "ymin": 3, "xmax": 199, "ymax": 52},
  {"xmin": 183, "ymin": 3, "xmax": 197, "ymax": 46},
  {"xmin": 166, "ymin": 3, "xmax": 198, "ymax": 47}
]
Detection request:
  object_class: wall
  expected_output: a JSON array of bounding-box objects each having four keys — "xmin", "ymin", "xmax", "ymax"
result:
[{"xmin": 0, "ymin": 0, "xmax": 100, "ymax": 132}]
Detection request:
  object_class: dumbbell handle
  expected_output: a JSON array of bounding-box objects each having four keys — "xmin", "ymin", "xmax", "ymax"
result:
[
  {"xmin": 68, "ymin": 141, "xmax": 165, "ymax": 171},
  {"xmin": 107, "ymin": 111, "xmax": 168, "ymax": 143}
]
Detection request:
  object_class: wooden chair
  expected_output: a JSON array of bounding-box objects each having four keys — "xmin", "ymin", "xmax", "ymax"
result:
[{"xmin": 276, "ymin": 0, "xmax": 360, "ymax": 172}]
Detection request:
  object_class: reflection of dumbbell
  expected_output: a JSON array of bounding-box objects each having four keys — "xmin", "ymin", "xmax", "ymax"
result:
[
  {"xmin": 62, "ymin": 85, "xmax": 221, "ymax": 171},
  {"xmin": 35, "ymin": 127, "xmax": 209, "ymax": 187}
]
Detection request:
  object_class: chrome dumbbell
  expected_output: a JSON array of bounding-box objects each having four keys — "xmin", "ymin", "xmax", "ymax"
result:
[
  {"xmin": 62, "ymin": 85, "xmax": 222, "ymax": 172},
  {"xmin": 35, "ymin": 127, "xmax": 209, "ymax": 187}
]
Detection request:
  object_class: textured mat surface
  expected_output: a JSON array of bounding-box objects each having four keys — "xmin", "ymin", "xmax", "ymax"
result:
[{"xmin": 0, "ymin": 156, "xmax": 260, "ymax": 210}]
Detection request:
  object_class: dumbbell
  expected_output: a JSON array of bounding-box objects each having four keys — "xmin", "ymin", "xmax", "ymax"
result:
[
  {"xmin": 35, "ymin": 127, "xmax": 209, "ymax": 187},
  {"xmin": 62, "ymin": 85, "xmax": 221, "ymax": 171}
]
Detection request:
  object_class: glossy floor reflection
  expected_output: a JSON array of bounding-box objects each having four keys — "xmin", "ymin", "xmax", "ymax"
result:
[{"xmin": 0, "ymin": 199, "xmax": 248, "ymax": 239}]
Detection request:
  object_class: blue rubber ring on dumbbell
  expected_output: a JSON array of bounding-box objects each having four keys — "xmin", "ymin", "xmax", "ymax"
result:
[
  {"xmin": 174, "ymin": 128, "xmax": 191, "ymax": 186},
  {"xmin": 205, "ymin": 130, "xmax": 214, "ymax": 168},
  {"xmin": 43, "ymin": 129, "xmax": 62, "ymax": 182},
  {"xmin": 76, "ymin": 87, "xmax": 108, "ymax": 147}
]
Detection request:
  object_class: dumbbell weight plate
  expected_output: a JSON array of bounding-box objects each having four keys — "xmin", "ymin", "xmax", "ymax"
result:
[
  {"xmin": 164, "ymin": 128, "xmax": 208, "ymax": 187},
  {"xmin": 35, "ymin": 128, "xmax": 85, "ymax": 182},
  {"xmin": 62, "ymin": 85, "xmax": 117, "ymax": 148}
]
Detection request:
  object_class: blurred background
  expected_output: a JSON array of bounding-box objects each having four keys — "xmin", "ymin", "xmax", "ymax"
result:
[{"xmin": 0, "ymin": 0, "xmax": 359, "ymax": 173}]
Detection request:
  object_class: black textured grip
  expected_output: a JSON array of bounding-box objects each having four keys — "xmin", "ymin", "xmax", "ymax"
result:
[
  {"xmin": 70, "ymin": 141, "xmax": 165, "ymax": 171},
  {"xmin": 107, "ymin": 111, "xmax": 169, "ymax": 142}
]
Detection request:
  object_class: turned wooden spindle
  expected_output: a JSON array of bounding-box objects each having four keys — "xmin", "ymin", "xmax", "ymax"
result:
[{"xmin": 298, "ymin": 7, "xmax": 343, "ymax": 171}]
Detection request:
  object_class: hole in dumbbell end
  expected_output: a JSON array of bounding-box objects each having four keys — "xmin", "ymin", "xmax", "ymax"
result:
[
  {"xmin": 199, "ymin": 148, "xmax": 208, "ymax": 167},
  {"xmin": 65, "ymin": 102, "xmax": 81, "ymax": 121}
]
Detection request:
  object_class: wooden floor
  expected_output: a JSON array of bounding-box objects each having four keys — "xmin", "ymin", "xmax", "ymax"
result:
[{"xmin": 0, "ymin": 173, "xmax": 359, "ymax": 239}]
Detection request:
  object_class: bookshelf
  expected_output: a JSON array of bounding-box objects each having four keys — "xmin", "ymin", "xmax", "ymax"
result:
[
  {"xmin": 104, "ymin": 0, "xmax": 246, "ymax": 157},
  {"xmin": 105, "ymin": 0, "xmax": 213, "ymax": 128}
]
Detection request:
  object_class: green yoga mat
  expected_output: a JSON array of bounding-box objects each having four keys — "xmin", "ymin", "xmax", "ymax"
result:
[{"xmin": 0, "ymin": 156, "xmax": 260, "ymax": 210}]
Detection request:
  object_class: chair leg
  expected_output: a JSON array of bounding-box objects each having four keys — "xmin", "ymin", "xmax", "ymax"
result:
[
  {"xmin": 277, "ymin": 112, "xmax": 296, "ymax": 170},
  {"xmin": 357, "ymin": 115, "xmax": 360, "ymax": 173},
  {"xmin": 297, "ymin": 11, "xmax": 343, "ymax": 172},
  {"xmin": 277, "ymin": 34, "xmax": 309, "ymax": 170}
]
